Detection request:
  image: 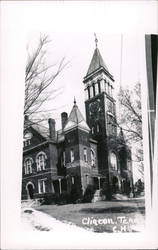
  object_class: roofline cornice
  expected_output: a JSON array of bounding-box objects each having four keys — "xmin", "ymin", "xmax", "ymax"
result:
[
  {"xmin": 83, "ymin": 67, "xmax": 114, "ymax": 83},
  {"xmin": 23, "ymin": 139, "xmax": 56, "ymax": 153},
  {"xmin": 64, "ymin": 125, "xmax": 90, "ymax": 134}
]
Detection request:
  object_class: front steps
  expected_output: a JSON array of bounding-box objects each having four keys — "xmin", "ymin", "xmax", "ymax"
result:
[{"xmin": 92, "ymin": 189, "xmax": 106, "ymax": 202}]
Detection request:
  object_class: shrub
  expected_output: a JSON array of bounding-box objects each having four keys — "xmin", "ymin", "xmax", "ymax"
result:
[
  {"xmin": 82, "ymin": 184, "xmax": 95, "ymax": 203},
  {"xmin": 42, "ymin": 193, "xmax": 57, "ymax": 205}
]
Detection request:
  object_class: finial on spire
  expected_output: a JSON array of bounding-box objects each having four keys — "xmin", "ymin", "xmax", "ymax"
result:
[
  {"xmin": 94, "ymin": 33, "xmax": 98, "ymax": 48},
  {"xmin": 74, "ymin": 97, "xmax": 76, "ymax": 105}
]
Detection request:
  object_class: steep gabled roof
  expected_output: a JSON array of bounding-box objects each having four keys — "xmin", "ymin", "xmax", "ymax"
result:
[
  {"xmin": 24, "ymin": 117, "xmax": 49, "ymax": 139},
  {"xmin": 64, "ymin": 100, "xmax": 90, "ymax": 132},
  {"xmin": 86, "ymin": 47, "xmax": 109, "ymax": 76}
]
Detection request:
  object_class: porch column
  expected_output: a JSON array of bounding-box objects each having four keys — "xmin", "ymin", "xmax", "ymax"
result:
[
  {"xmin": 59, "ymin": 178, "xmax": 62, "ymax": 194},
  {"xmin": 98, "ymin": 177, "xmax": 101, "ymax": 189}
]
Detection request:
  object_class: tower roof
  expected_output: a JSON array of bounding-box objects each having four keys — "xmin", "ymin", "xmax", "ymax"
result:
[
  {"xmin": 64, "ymin": 99, "xmax": 90, "ymax": 132},
  {"xmin": 86, "ymin": 47, "xmax": 109, "ymax": 76}
]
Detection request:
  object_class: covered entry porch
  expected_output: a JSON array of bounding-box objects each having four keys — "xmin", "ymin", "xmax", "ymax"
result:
[
  {"xmin": 52, "ymin": 176, "xmax": 67, "ymax": 195},
  {"xmin": 92, "ymin": 175, "xmax": 107, "ymax": 190}
]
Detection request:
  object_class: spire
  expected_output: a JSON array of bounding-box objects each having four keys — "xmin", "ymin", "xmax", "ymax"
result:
[
  {"xmin": 63, "ymin": 102, "xmax": 90, "ymax": 132},
  {"xmin": 94, "ymin": 33, "xmax": 98, "ymax": 48},
  {"xmin": 74, "ymin": 97, "xmax": 76, "ymax": 106},
  {"xmin": 86, "ymin": 35, "xmax": 109, "ymax": 76}
]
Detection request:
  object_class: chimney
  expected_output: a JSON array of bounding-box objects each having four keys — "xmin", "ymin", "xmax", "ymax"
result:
[
  {"xmin": 61, "ymin": 112, "xmax": 68, "ymax": 130},
  {"xmin": 48, "ymin": 118, "xmax": 56, "ymax": 140}
]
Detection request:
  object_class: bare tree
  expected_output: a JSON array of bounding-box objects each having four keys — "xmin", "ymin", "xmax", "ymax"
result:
[
  {"xmin": 24, "ymin": 34, "xmax": 67, "ymax": 126},
  {"xmin": 118, "ymin": 82, "xmax": 142, "ymax": 142},
  {"xmin": 117, "ymin": 82, "xmax": 144, "ymax": 176}
]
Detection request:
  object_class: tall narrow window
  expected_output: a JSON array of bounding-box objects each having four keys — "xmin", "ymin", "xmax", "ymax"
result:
[
  {"xmin": 97, "ymin": 124, "xmax": 100, "ymax": 133},
  {"xmin": 83, "ymin": 148, "xmax": 88, "ymax": 162},
  {"xmin": 38, "ymin": 179, "xmax": 46, "ymax": 193},
  {"xmin": 36, "ymin": 152, "xmax": 47, "ymax": 171},
  {"xmin": 63, "ymin": 151, "xmax": 66, "ymax": 166},
  {"xmin": 87, "ymin": 86, "xmax": 90, "ymax": 99},
  {"xmin": 105, "ymin": 79, "xmax": 107, "ymax": 92},
  {"xmin": 72, "ymin": 176, "xmax": 75, "ymax": 184},
  {"xmin": 24, "ymin": 158, "xmax": 33, "ymax": 175},
  {"xmin": 93, "ymin": 83, "xmax": 95, "ymax": 97},
  {"xmin": 91, "ymin": 127, "xmax": 94, "ymax": 134},
  {"xmin": 91, "ymin": 149, "xmax": 95, "ymax": 167},
  {"xmin": 98, "ymin": 81, "xmax": 101, "ymax": 93},
  {"xmin": 109, "ymin": 152, "xmax": 117, "ymax": 171},
  {"xmin": 107, "ymin": 82, "xmax": 110, "ymax": 95},
  {"xmin": 85, "ymin": 174, "xmax": 89, "ymax": 185},
  {"xmin": 70, "ymin": 149, "xmax": 74, "ymax": 162}
]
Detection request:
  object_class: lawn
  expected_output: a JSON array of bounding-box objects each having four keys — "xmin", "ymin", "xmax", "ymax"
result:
[{"xmin": 36, "ymin": 198, "xmax": 145, "ymax": 233}]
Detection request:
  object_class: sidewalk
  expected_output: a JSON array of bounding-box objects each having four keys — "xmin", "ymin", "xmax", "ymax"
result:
[{"xmin": 21, "ymin": 207, "xmax": 92, "ymax": 232}]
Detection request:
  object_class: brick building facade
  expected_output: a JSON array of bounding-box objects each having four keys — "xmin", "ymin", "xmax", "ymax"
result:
[{"xmin": 21, "ymin": 42, "xmax": 133, "ymax": 201}]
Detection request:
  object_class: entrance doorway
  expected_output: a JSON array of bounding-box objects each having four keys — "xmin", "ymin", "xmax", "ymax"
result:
[
  {"xmin": 27, "ymin": 183, "xmax": 34, "ymax": 199},
  {"xmin": 112, "ymin": 176, "xmax": 119, "ymax": 193}
]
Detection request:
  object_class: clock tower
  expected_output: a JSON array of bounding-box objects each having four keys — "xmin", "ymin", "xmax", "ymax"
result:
[{"xmin": 83, "ymin": 36, "xmax": 117, "ymax": 178}]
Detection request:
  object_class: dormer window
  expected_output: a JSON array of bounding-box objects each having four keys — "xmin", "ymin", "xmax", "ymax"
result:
[
  {"xmin": 23, "ymin": 132, "xmax": 32, "ymax": 147},
  {"xmin": 24, "ymin": 140, "xmax": 31, "ymax": 147},
  {"xmin": 24, "ymin": 157, "xmax": 33, "ymax": 175},
  {"xmin": 36, "ymin": 152, "xmax": 47, "ymax": 171}
]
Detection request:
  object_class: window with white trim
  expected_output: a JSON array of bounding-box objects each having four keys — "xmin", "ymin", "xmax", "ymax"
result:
[
  {"xmin": 91, "ymin": 149, "xmax": 95, "ymax": 167},
  {"xmin": 109, "ymin": 152, "xmax": 117, "ymax": 171},
  {"xmin": 85, "ymin": 174, "xmax": 89, "ymax": 185},
  {"xmin": 36, "ymin": 152, "xmax": 47, "ymax": 171},
  {"xmin": 97, "ymin": 124, "xmax": 100, "ymax": 133},
  {"xmin": 70, "ymin": 149, "xmax": 74, "ymax": 162},
  {"xmin": 72, "ymin": 176, "xmax": 75, "ymax": 184},
  {"xmin": 83, "ymin": 148, "xmax": 88, "ymax": 162},
  {"xmin": 24, "ymin": 158, "xmax": 33, "ymax": 175},
  {"xmin": 38, "ymin": 179, "xmax": 47, "ymax": 193},
  {"xmin": 91, "ymin": 127, "xmax": 94, "ymax": 134}
]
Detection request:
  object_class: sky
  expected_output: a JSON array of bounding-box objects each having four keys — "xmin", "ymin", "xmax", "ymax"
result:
[{"xmin": 27, "ymin": 32, "xmax": 144, "ymax": 130}]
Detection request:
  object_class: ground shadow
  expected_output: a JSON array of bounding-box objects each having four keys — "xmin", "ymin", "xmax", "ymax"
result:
[{"xmin": 80, "ymin": 206, "xmax": 145, "ymax": 215}]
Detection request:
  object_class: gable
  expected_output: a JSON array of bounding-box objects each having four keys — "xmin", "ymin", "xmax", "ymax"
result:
[{"xmin": 23, "ymin": 126, "xmax": 48, "ymax": 149}]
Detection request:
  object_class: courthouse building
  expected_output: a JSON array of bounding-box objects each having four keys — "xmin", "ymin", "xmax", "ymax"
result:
[{"xmin": 21, "ymin": 40, "xmax": 133, "ymax": 200}]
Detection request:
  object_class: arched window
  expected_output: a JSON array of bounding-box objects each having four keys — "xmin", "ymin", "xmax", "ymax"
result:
[
  {"xmin": 109, "ymin": 152, "xmax": 117, "ymax": 171},
  {"xmin": 91, "ymin": 149, "xmax": 95, "ymax": 167},
  {"xmin": 36, "ymin": 152, "xmax": 47, "ymax": 171},
  {"xmin": 24, "ymin": 157, "xmax": 33, "ymax": 175}
]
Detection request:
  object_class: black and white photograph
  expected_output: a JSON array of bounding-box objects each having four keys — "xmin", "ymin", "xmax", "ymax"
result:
[
  {"xmin": 21, "ymin": 33, "xmax": 145, "ymax": 233},
  {"xmin": 1, "ymin": 1, "xmax": 158, "ymax": 249}
]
